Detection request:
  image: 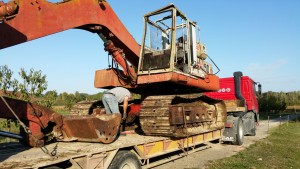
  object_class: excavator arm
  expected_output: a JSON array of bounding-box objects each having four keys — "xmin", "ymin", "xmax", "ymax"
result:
[
  {"xmin": 0, "ymin": 0, "xmax": 140, "ymax": 85},
  {"xmin": 0, "ymin": 0, "xmax": 142, "ymax": 147}
]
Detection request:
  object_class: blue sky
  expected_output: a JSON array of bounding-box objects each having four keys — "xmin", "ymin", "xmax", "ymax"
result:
[{"xmin": 1, "ymin": 0, "xmax": 299, "ymax": 94}]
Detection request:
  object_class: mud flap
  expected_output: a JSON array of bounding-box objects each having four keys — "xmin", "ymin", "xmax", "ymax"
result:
[
  {"xmin": 242, "ymin": 111, "xmax": 256, "ymax": 136},
  {"xmin": 222, "ymin": 115, "xmax": 244, "ymax": 145},
  {"xmin": 60, "ymin": 114, "xmax": 122, "ymax": 144},
  {"xmin": 221, "ymin": 115, "xmax": 237, "ymax": 142}
]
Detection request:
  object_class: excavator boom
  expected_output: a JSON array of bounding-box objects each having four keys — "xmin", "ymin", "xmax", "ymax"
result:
[
  {"xmin": 0, "ymin": 0, "xmax": 140, "ymax": 73},
  {"xmin": 0, "ymin": 0, "xmax": 142, "ymax": 146}
]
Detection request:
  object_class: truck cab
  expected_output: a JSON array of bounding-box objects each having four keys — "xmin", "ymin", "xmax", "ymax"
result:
[
  {"xmin": 205, "ymin": 72, "xmax": 261, "ymax": 145},
  {"xmin": 205, "ymin": 73, "xmax": 260, "ymax": 113}
]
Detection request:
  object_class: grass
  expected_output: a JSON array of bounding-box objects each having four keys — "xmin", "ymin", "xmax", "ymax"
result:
[
  {"xmin": 55, "ymin": 109, "xmax": 70, "ymax": 115},
  {"xmin": 0, "ymin": 119, "xmax": 20, "ymax": 143},
  {"xmin": 205, "ymin": 117, "xmax": 300, "ymax": 169},
  {"xmin": 52, "ymin": 105, "xmax": 70, "ymax": 115}
]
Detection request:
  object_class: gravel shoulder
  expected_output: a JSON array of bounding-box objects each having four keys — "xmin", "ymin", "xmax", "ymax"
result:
[{"xmin": 152, "ymin": 114, "xmax": 299, "ymax": 169}]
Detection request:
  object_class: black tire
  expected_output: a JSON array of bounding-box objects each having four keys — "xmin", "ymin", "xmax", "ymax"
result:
[
  {"xmin": 233, "ymin": 118, "xmax": 244, "ymax": 145},
  {"xmin": 108, "ymin": 151, "xmax": 141, "ymax": 169}
]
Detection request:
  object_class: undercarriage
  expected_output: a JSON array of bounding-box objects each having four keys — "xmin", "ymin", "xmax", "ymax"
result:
[
  {"xmin": 139, "ymin": 94, "xmax": 226, "ymax": 137},
  {"xmin": 71, "ymin": 93, "xmax": 227, "ymax": 138}
]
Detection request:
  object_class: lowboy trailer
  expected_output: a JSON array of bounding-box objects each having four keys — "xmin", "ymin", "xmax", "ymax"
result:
[{"xmin": 0, "ymin": 129, "xmax": 222, "ymax": 169}]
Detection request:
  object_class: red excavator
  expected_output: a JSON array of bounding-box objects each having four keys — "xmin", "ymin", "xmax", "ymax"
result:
[{"xmin": 0, "ymin": 0, "xmax": 229, "ymax": 147}]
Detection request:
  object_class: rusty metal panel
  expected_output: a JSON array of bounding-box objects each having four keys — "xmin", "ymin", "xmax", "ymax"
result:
[
  {"xmin": 192, "ymin": 107, "xmax": 208, "ymax": 122},
  {"xmin": 61, "ymin": 114, "xmax": 121, "ymax": 144},
  {"xmin": 0, "ymin": 96, "xmax": 63, "ymax": 147},
  {"xmin": 169, "ymin": 106, "xmax": 213, "ymax": 125},
  {"xmin": 94, "ymin": 69, "xmax": 132, "ymax": 89},
  {"xmin": 169, "ymin": 106, "xmax": 183, "ymax": 125}
]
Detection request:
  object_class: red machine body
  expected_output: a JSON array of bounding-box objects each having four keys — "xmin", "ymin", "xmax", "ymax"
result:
[
  {"xmin": 205, "ymin": 76, "xmax": 259, "ymax": 113},
  {"xmin": 0, "ymin": 0, "xmax": 232, "ymax": 146}
]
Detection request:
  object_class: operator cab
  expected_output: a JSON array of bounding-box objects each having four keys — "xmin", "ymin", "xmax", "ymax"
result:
[{"xmin": 138, "ymin": 4, "xmax": 213, "ymax": 79}]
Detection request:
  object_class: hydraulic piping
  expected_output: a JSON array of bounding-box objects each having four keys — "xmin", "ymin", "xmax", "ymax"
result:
[
  {"xmin": 0, "ymin": 0, "xmax": 18, "ymax": 21},
  {"xmin": 98, "ymin": 33, "xmax": 137, "ymax": 84}
]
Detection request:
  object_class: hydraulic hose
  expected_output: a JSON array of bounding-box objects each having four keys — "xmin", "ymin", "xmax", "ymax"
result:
[{"xmin": 0, "ymin": 0, "xmax": 18, "ymax": 20}]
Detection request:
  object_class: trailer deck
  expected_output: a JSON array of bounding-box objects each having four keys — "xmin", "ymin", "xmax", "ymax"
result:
[
  {"xmin": 0, "ymin": 134, "xmax": 165, "ymax": 168},
  {"xmin": 0, "ymin": 129, "xmax": 222, "ymax": 169}
]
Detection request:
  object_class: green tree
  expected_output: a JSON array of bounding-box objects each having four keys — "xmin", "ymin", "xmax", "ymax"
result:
[
  {"xmin": 64, "ymin": 93, "xmax": 79, "ymax": 110},
  {"xmin": 88, "ymin": 92, "xmax": 103, "ymax": 101},
  {"xmin": 0, "ymin": 65, "xmax": 18, "ymax": 97},
  {"xmin": 0, "ymin": 65, "xmax": 12, "ymax": 93},
  {"xmin": 74, "ymin": 91, "xmax": 88, "ymax": 101},
  {"xmin": 1, "ymin": 65, "xmax": 48, "ymax": 103},
  {"xmin": 43, "ymin": 90, "xmax": 58, "ymax": 108},
  {"xmin": 18, "ymin": 68, "xmax": 47, "ymax": 101},
  {"xmin": 60, "ymin": 92, "xmax": 68, "ymax": 101},
  {"xmin": 259, "ymin": 91, "xmax": 287, "ymax": 114}
]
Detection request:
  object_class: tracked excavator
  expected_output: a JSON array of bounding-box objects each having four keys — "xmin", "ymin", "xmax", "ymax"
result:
[{"xmin": 0, "ymin": 0, "xmax": 227, "ymax": 147}]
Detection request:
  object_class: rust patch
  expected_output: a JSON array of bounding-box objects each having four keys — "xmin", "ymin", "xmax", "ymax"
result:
[{"xmin": 169, "ymin": 106, "xmax": 214, "ymax": 125}]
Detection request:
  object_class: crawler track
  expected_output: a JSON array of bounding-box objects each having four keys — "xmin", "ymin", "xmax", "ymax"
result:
[
  {"xmin": 70, "ymin": 100, "xmax": 103, "ymax": 115},
  {"xmin": 139, "ymin": 94, "xmax": 226, "ymax": 137}
]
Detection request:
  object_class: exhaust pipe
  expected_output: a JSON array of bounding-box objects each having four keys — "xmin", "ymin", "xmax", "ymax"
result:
[
  {"xmin": 257, "ymin": 83, "xmax": 262, "ymax": 95},
  {"xmin": 233, "ymin": 71, "xmax": 245, "ymax": 100}
]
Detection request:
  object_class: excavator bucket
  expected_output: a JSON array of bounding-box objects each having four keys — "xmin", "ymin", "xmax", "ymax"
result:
[
  {"xmin": 60, "ymin": 114, "xmax": 121, "ymax": 144},
  {"xmin": 0, "ymin": 96, "xmax": 121, "ymax": 147}
]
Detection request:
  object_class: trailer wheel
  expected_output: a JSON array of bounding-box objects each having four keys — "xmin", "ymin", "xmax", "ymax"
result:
[
  {"xmin": 108, "ymin": 150, "xmax": 141, "ymax": 169},
  {"xmin": 233, "ymin": 118, "xmax": 244, "ymax": 145}
]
